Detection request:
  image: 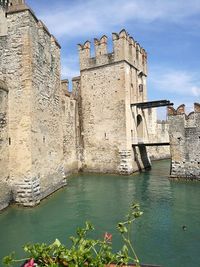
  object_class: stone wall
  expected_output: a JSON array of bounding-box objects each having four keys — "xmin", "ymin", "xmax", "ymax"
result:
[
  {"xmin": 3, "ymin": 5, "xmax": 67, "ymax": 206},
  {"xmin": 61, "ymin": 80, "xmax": 79, "ymax": 174},
  {"xmin": 0, "ymin": 81, "xmax": 10, "ymax": 210},
  {"xmin": 80, "ymin": 62, "xmax": 128, "ymax": 173},
  {"xmin": 168, "ymin": 103, "xmax": 200, "ymax": 180},
  {"xmin": 0, "ymin": 36, "xmax": 7, "ymax": 81},
  {"xmin": 4, "ymin": 8, "xmax": 35, "ymax": 205},
  {"xmin": 29, "ymin": 17, "xmax": 65, "ymax": 201},
  {"xmin": 147, "ymin": 108, "xmax": 170, "ymax": 160}
]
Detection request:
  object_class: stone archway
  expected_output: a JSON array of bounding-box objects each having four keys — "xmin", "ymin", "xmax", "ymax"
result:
[{"xmin": 137, "ymin": 114, "xmax": 143, "ymax": 143}]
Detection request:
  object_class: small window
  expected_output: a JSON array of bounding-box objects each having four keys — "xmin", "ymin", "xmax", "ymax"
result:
[
  {"xmin": 38, "ymin": 43, "xmax": 45, "ymax": 65},
  {"xmin": 142, "ymin": 54, "xmax": 145, "ymax": 65},
  {"xmin": 104, "ymin": 133, "xmax": 108, "ymax": 140},
  {"xmin": 139, "ymin": 84, "xmax": 143, "ymax": 92},
  {"xmin": 50, "ymin": 55, "xmax": 55, "ymax": 72},
  {"xmin": 136, "ymin": 48, "xmax": 139, "ymax": 61}
]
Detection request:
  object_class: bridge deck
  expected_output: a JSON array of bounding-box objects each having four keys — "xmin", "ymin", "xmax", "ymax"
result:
[
  {"xmin": 131, "ymin": 99, "xmax": 173, "ymax": 109},
  {"xmin": 132, "ymin": 142, "xmax": 170, "ymax": 147}
]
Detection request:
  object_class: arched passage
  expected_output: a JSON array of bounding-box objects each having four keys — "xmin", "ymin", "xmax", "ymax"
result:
[{"xmin": 137, "ymin": 114, "xmax": 143, "ymax": 142}]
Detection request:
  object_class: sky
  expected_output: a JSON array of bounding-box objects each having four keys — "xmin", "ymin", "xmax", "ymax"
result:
[{"xmin": 26, "ymin": 0, "xmax": 200, "ymax": 118}]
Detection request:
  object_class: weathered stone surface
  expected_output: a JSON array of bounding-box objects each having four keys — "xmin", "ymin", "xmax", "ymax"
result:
[
  {"xmin": 168, "ymin": 104, "xmax": 200, "ymax": 180},
  {"xmin": 0, "ymin": 181, "xmax": 11, "ymax": 210},
  {"xmin": 61, "ymin": 80, "xmax": 79, "ymax": 174},
  {"xmin": 147, "ymin": 108, "xmax": 170, "ymax": 160},
  {"xmin": 0, "ymin": 81, "xmax": 10, "ymax": 209}
]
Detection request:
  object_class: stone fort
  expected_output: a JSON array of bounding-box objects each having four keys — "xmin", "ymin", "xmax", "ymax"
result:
[{"xmin": 0, "ymin": 0, "xmax": 170, "ymax": 210}]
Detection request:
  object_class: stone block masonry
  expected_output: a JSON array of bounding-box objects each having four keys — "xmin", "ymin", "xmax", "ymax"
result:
[
  {"xmin": 147, "ymin": 108, "xmax": 170, "ymax": 160},
  {"xmin": 13, "ymin": 177, "xmax": 40, "ymax": 206},
  {"xmin": 168, "ymin": 103, "xmax": 200, "ymax": 181}
]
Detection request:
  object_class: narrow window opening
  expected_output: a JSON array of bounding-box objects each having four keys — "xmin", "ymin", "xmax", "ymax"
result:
[
  {"xmin": 136, "ymin": 49, "xmax": 139, "ymax": 61},
  {"xmin": 9, "ymin": 137, "xmax": 11, "ymax": 145},
  {"xmin": 104, "ymin": 133, "xmax": 108, "ymax": 140},
  {"xmin": 131, "ymin": 130, "xmax": 133, "ymax": 143},
  {"xmin": 139, "ymin": 84, "xmax": 143, "ymax": 92}
]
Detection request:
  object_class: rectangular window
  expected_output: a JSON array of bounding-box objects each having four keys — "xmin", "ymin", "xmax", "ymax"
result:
[{"xmin": 139, "ymin": 84, "xmax": 143, "ymax": 92}]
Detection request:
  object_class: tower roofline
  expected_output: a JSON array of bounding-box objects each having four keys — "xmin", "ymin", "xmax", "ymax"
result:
[
  {"xmin": 78, "ymin": 29, "xmax": 147, "ymax": 74},
  {"xmin": 5, "ymin": 1, "xmax": 61, "ymax": 49}
]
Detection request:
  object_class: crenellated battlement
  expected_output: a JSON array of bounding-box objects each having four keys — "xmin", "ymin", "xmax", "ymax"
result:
[
  {"xmin": 168, "ymin": 103, "xmax": 200, "ymax": 116},
  {"xmin": 167, "ymin": 104, "xmax": 185, "ymax": 116},
  {"xmin": 38, "ymin": 20, "xmax": 61, "ymax": 48},
  {"xmin": 78, "ymin": 29, "xmax": 147, "ymax": 74},
  {"xmin": 168, "ymin": 103, "xmax": 200, "ymax": 128},
  {"xmin": 6, "ymin": 0, "xmax": 28, "ymax": 12}
]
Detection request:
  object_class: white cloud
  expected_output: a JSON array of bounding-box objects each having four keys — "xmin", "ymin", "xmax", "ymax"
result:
[
  {"xmin": 191, "ymin": 86, "xmax": 200, "ymax": 97},
  {"xmin": 36, "ymin": 0, "xmax": 200, "ymax": 38},
  {"xmin": 61, "ymin": 65, "xmax": 79, "ymax": 80},
  {"xmin": 149, "ymin": 67, "xmax": 200, "ymax": 98},
  {"xmin": 148, "ymin": 65, "xmax": 200, "ymax": 118}
]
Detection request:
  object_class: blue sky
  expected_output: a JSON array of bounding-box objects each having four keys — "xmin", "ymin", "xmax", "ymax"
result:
[{"xmin": 26, "ymin": 0, "xmax": 200, "ymax": 118}]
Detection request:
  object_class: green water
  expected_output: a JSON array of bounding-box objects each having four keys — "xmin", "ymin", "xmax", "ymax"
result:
[{"xmin": 0, "ymin": 160, "xmax": 200, "ymax": 267}]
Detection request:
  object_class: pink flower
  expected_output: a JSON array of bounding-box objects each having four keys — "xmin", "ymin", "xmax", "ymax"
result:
[
  {"xmin": 104, "ymin": 232, "xmax": 112, "ymax": 242},
  {"xmin": 24, "ymin": 258, "xmax": 35, "ymax": 267}
]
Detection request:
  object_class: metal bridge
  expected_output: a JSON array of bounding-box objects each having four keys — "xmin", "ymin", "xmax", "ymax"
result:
[{"xmin": 131, "ymin": 99, "xmax": 173, "ymax": 109}]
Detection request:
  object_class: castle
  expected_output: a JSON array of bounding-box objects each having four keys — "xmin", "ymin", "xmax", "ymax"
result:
[{"xmin": 0, "ymin": 0, "xmax": 170, "ymax": 210}]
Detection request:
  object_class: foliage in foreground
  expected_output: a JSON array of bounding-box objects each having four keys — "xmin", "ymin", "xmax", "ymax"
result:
[{"xmin": 3, "ymin": 203, "xmax": 143, "ymax": 267}]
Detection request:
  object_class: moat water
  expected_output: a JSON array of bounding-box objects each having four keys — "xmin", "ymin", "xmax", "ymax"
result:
[{"xmin": 0, "ymin": 160, "xmax": 200, "ymax": 267}]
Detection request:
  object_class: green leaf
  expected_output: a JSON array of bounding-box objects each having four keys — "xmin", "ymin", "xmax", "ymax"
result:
[
  {"xmin": 2, "ymin": 252, "xmax": 15, "ymax": 266},
  {"xmin": 52, "ymin": 238, "xmax": 61, "ymax": 247}
]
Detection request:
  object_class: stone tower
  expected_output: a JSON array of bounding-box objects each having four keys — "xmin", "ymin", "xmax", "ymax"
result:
[
  {"xmin": 78, "ymin": 30, "xmax": 150, "ymax": 174},
  {"xmin": 0, "ymin": 0, "xmax": 66, "ymax": 206}
]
